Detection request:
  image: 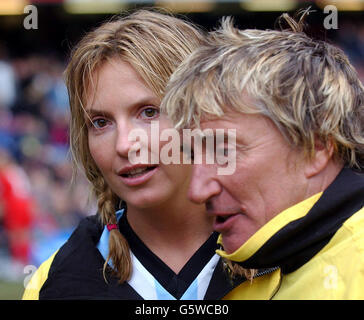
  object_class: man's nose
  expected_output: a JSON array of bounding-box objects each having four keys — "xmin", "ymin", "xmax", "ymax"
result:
[{"xmin": 188, "ymin": 163, "xmax": 221, "ymax": 204}]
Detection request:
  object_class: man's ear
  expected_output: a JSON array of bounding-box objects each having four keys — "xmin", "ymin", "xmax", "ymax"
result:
[{"xmin": 304, "ymin": 138, "xmax": 335, "ymax": 178}]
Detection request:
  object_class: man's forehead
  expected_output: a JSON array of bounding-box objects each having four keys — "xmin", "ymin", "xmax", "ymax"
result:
[
  {"xmin": 184, "ymin": 122, "xmax": 237, "ymax": 144},
  {"xmin": 198, "ymin": 111, "xmax": 243, "ymax": 129}
]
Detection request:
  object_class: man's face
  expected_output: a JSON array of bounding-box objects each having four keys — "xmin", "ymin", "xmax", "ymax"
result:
[{"xmin": 188, "ymin": 108, "xmax": 309, "ymax": 254}]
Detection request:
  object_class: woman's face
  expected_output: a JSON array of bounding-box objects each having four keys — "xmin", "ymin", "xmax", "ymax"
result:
[{"xmin": 85, "ymin": 58, "xmax": 192, "ymax": 209}]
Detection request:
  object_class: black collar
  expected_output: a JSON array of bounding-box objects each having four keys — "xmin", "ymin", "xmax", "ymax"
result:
[
  {"xmin": 119, "ymin": 213, "xmax": 221, "ymax": 299},
  {"xmin": 239, "ymin": 168, "xmax": 364, "ymax": 274}
]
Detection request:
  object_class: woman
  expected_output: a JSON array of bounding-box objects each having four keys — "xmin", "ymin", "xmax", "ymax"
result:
[{"xmin": 23, "ymin": 9, "xmax": 244, "ymax": 300}]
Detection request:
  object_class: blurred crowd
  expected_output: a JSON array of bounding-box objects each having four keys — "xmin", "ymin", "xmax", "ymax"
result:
[
  {"xmin": 0, "ymin": 15, "xmax": 363, "ymax": 281},
  {"xmin": 0, "ymin": 45, "xmax": 95, "ymax": 277},
  {"xmin": 334, "ymin": 20, "xmax": 364, "ymax": 83}
]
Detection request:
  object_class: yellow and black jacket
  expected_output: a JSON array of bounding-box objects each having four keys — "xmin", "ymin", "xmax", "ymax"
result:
[{"xmin": 222, "ymin": 168, "xmax": 364, "ymax": 299}]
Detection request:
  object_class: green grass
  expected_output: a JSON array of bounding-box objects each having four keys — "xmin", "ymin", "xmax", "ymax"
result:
[{"xmin": 0, "ymin": 280, "xmax": 24, "ymax": 300}]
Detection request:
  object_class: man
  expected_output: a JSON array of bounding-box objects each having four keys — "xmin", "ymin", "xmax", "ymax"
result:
[{"xmin": 161, "ymin": 14, "xmax": 364, "ymax": 299}]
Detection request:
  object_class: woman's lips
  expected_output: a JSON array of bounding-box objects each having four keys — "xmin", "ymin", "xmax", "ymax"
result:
[{"xmin": 118, "ymin": 165, "xmax": 159, "ymax": 186}]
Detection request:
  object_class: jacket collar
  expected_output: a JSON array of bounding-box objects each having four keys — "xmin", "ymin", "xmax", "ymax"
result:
[
  {"xmin": 218, "ymin": 168, "xmax": 364, "ymax": 274},
  {"xmin": 64, "ymin": 212, "xmax": 244, "ymax": 299}
]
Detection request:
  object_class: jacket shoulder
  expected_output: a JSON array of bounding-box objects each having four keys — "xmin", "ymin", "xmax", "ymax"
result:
[
  {"xmin": 278, "ymin": 207, "xmax": 364, "ymax": 299},
  {"xmin": 47, "ymin": 214, "xmax": 103, "ymax": 274},
  {"xmin": 22, "ymin": 251, "xmax": 58, "ymax": 300},
  {"xmin": 37, "ymin": 214, "xmax": 108, "ymax": 299}
]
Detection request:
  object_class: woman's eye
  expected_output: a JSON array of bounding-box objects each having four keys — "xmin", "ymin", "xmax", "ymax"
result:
[
  {"xmin": 91, "ymin": 118, "xmax": 108, "ymax": 129},
  {"xmin": 140, "ymin": 107, "xmax": 159, "ymax": 119}
]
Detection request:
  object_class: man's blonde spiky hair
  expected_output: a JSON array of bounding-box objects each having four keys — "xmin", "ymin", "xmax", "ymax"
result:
[{"xmin": 162, "ymin": 10, "xmax": 364, "ymax": 170}]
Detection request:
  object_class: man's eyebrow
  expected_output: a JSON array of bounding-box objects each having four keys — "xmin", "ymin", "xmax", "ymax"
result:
[{"xmin": 205, "ymin": 129, "xmax": 237, "ymax": 140}]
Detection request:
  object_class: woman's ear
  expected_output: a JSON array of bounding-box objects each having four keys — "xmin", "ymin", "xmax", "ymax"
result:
[{"xmin": 304, "ymin": 138, "xmax": 335, "ymax": 178}]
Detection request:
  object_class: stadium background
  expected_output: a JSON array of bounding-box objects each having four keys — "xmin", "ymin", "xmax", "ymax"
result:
[{"xmin": 0, "ymin": 0, "xmax": 363, "ymax": 299}]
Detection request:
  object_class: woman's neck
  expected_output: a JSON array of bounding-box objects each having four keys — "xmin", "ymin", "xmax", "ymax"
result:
[{"xmin": 126, "ymin": 199, "xmax": 214, "ymax": 274}]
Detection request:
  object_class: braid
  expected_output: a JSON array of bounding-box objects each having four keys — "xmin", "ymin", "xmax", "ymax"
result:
[{"xmin": 95, "ymin": 177, "xmax": 132, "ymax": 283}]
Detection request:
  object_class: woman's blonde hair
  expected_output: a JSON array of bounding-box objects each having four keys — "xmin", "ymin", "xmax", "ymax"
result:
[
  {"xmin": 64, "ymin": 9, "xmax": 206, "ymax": 283},
  {"xmin": 162, "ymin": 12, "xmax": 364, "ymax": 170}
]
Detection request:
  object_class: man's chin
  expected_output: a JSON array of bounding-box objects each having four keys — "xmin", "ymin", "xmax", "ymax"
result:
[{"xmin": 221, "ymin": 236, "xmax": 246, "ymax": 255}]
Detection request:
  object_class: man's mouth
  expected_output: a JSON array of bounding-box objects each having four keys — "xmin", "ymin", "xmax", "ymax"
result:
[
  {"xmin": 212, "ymin": 212, "xmax": 241, "ymax": 233},
  {"xmin": 215, "ymin": 214, "xmax": 235, "ymax": 223}
]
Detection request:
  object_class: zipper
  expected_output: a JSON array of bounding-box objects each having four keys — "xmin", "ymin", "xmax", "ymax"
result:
[
  {"xmin": 254, "ymin": 266, "xmax": 280, "ymax": 278},
  {"xmin": 254, "ymin": 266, "xmax": 282, "ymax": 300}
]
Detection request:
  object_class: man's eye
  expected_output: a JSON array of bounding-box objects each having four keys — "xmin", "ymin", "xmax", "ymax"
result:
[
  {"xmin": 140, "ymin": 107, "xmax": 159, "ymax": 119},
  {"xmin": 181, "ymin": 144, "xmax": 195, "ymax": 162},
  {"xmin": 215, "ymin": 146, "xmax": 229, "ymax": 159},
  {"xmin": 188, "ymin": 149, "xmax": 195, "ymax": 161}
]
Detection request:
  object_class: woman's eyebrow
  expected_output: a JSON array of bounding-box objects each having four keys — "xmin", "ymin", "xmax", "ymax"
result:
[
  {"xmin": 86, "ymin": 95, "xmax": 160, "ymax": 116},
  {"xmin": 85, "ymin": 107, "xmax": 110, "ymax": 117}
]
